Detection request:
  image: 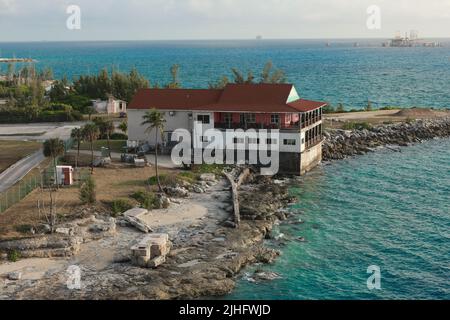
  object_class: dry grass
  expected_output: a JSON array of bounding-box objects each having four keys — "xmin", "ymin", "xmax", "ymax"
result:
[
  {"xmin": 0, "ymin": 163, "xmax": 172, "ymax": 240},
  {"xmin": 0, "ymin": 140, "xmax": 42, "ymax": 174}
]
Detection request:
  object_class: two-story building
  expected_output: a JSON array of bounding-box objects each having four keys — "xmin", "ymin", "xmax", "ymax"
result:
[{"xmin": 128, "ymin": 84, "xmax": 326, "ymax": 175}]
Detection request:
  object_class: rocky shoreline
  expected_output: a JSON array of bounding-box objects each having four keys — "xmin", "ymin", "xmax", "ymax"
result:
[
  {"xmin": 323, "ymin": 118, "xmax": 450, "ymax": 160},
  {"xmin": 0, "ymin": 172, "xmax": 295, "ymax": 300}
]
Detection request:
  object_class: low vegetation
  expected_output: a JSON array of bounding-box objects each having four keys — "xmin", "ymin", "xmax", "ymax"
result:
[
  {"xmin": 342, "ymin": 121, "xmax": 373, "ymax": 131},
  {"xmin": 110, "ymin": 199, "xmax": 134, "ymax": 216},
  {"xmin": 80, "ymin": 176, "xmax": 96, "ymax": 204},
  {"xmin": 7, "ymin": 249, "xmax": 21, "ymax": 262},
  {"xmin": 0, "ymin": 140, "xmax": 42, "ymax": 174},
  {"xmin": 130, "ymin": 191, "xmax": 162, "ymax": 210}
]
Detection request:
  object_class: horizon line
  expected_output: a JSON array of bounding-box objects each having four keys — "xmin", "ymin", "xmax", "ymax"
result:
[{"xmin": 1, "ymin": 36, "xmax": 450, "ymax": 44}]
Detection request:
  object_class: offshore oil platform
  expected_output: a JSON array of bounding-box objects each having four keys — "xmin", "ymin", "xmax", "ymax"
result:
[{"xmin": 382, "ymin": 31, "xmax": 442, "ymax": 47}]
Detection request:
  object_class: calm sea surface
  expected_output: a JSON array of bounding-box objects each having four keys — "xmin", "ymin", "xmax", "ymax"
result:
[
  {"xmin": 227, "ymin": 139, "xmax": 450, "ymax": 300},
  {"xmin": 0, "ymin": 39, "xmax": 449, "ymax": 109}
]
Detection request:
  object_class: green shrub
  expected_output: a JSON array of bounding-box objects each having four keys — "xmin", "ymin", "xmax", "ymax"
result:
[
  {"xmin": 342, "ymin": 121, "xmax": 372, "ymax": 131},
  {"xmin": 147, "ymin": 174, "xmax": 179, "ymax": 187},
  {"xmin": 336, "ymin": 103, "xmax": 345, "ymax": 113},
  {"xmin": 110, "ymin": 199, "xmax": 133, "ymax": 216},
  {"xmin": 322, "ymin": 104, "xmax": 335, "ymax": 114},
  {"xmin": 110, "ymin": 132, "xmax": 128, "ymax": 140},
  {"xmin": 130, "ymin": 191, "xmax": 160, "ymax": 210},
  {"xmin": 7, "ymin": 250, "xmax": 20, "ymax": 262},
  {"xmin": 191, "ymin": 164, "xmax": 226, "ymax": 175},
  {"xmin": 80, "ymin": 176, "xmax": 96, "ymax": 204},
  {"xmin": 178, "ymin": 171, "xmax": 199, "ymax": 183},
  {"xmin": 14, "ymin": 224, "xmax": 33, "ymax": 234}
]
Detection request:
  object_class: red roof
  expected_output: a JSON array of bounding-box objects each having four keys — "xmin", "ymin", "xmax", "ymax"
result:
[
  {"xmin": 288, "ymin": 99, "xmax": 328, "ymax": 112},
  {"xmin": 129, "ymin": 84, "xmax": 326, "ymax": 113},
  {"xmin": 128, "ymin": 89, "xmax": 222, "ymax": 110}
]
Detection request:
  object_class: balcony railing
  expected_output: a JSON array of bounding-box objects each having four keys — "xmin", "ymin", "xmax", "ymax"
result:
[
  {"xmin": 301, "ymin": 116, "xmax": 322, "ymax": 129},
  {"xmin": 215, "ymin": 122, "xmax": 300, "ymax": 130}
]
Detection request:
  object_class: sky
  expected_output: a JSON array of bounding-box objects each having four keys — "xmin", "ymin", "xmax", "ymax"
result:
[{"xmin": 0, "ymin": 0, "xmax": 449, "ymax": 41}]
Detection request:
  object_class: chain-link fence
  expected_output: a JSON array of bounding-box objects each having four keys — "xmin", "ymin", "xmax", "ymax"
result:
[{"xmin": 0, "ymin": 162, "xmax": 91, "ymax": 214}]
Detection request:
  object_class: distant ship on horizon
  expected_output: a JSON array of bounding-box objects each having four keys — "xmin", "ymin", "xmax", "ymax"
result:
[{"xmin": 382, "ymin": 30, "xmax": 442, "ymax": 47}]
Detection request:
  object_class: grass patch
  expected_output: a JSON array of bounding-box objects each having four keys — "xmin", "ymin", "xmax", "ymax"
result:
[
  {"xmin": 342, "ymin": 121, "xmax": 372, "ymax": 131},
  {"xmin": 79, "ymin": 140, "xmax": 126, "ymax": 153},
  {"xmin": 0, "ymin": 140, "xmax": 42, "ymax": 174},
  {"xmin": 191, "ymin": 164, "xmax": 227, "ymax": 175},
  {"xmin": 109, "ymin": 198, "xmax": 134, "ymax": 216},
  {"xmin": 14, "ymin": 224, "xmax": 33, "ymax": 234},
  {"xmin": 7, "ymin": 250, "xmax": 20, "ymax": 262},
  {"xmin": 130, "ymin": 191, "xmax": 161, "ymax": 210},
  {"xmin": 147, "ymin": 173, "xmax": 195, "ymax": 187}
]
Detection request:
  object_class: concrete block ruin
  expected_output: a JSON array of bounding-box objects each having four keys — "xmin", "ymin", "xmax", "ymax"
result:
[
  {"xmin": 131, "ymin": 233, "xmax": 171, "ymax": 268},
  {"xmin": 122, "ymin": 208, "xmax": 153, "ymax": 233}
]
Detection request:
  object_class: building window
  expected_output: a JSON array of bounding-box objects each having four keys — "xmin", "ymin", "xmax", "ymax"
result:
[
  {"xmin": 266, "ymin": 138, "xmax": 278, "ymax": 144},
  {"xmin": 233, "ymin": 137, "xmax": 245, "ymax": 144},
  {"xmin": 248, "ymin": 138, "xmax": 260, "ymax": 144},
  {"xmin": 283, "ymin": 139, "xmax": 296, "ymax": 146},
  {"xmin": 197, "ymin": 115, "xmax": 210, "ymax": 124},
  {"xmin": 200, "ymin": 136, "xmax": 209, "ymax": 142},
  {"xmin": 224, "ymin": 113, "xmax": 232, "ymax": 123},
  {"xmin": 301, "ymin": 138, "xmax": 305, "ymax": 144},
  {"xmin": 271, "ymin": 114, "xmax": 280, "ymax": 124},
  {"xmin": 245, "ymin": 114, "xmax": 256, "ymax": 123}
]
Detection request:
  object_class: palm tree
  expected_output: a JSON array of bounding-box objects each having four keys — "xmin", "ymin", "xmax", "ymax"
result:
[
  {"xmin": 43, "ymin": 138, "xmax": 65, "ymax": 188},
  {"xmin": 141, "ymin": 109, "xmax": 166, "ymax": 193},
  {"xmin": 93, "ymin": 117, "xmax": 114, "ymax": 157},
  {"xmin": 82, "ymin": 123, "xmax": 100, "ymax": 173},
  {"xmin": 119, "ymin": 121, "xmax": 128, "ymax": 134},
  {"xmin": 70, "ymin": 127, "xmax": 83, "ymax": 169}
]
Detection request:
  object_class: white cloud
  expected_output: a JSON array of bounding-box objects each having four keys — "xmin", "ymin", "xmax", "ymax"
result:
[
  {"xmin": 0, "ymin": 0, "xmax": 16, "ymax": 14},
  {"xmin": 0, "ymin": 0, "xmax": 449, "ymax": 40}
]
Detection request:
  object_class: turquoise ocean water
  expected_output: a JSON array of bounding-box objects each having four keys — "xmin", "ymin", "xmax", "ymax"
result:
[
  {"xmin": 227, "ymin": 139, "xmax": 450, "ymax": 300},
  {"xmin": 0, "ymin": 40, "xmax": 449, "ymax": 299},
  {"xmin": 0, "ymin": 39, "xmax": 449, "ymax": 109}
]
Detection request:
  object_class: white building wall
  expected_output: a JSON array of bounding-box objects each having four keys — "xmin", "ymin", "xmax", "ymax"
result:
[{"xmin": 128, "ymin": 109, "xmax": 192, "ymax": 146}]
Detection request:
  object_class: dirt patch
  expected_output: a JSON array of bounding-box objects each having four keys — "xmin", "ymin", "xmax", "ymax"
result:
[
  {"xmin": 394, "ymin": 108, "xmax": 449, "ymax": 118},
  {"xmin": 0, "ymin": 140, "xmax": 42, "ymax": 174},
  {"xmin": 0, "ymin": 164, "xmax": 172, "ymax": 240}
]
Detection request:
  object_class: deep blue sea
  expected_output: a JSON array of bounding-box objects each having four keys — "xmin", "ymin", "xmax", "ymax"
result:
[
  {"xmin": 0, "ymin": 39, "xmax": 449, "ymax": 109},
  {"xmin": 227, "ymin": 138, "xmax": 450, "ymax": 300},
  {"xmin": 0, "ymin": 40, "xmax": 448, "ymax": 299}
]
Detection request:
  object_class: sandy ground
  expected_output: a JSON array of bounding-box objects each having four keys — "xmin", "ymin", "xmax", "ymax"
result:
[
  {"xmin": 139, "ymin": 202, "xmax": 208, "ymax": 228},
  {"xmin": 324, "ymin": 108, "xmax": 450, "ymax": 129}
]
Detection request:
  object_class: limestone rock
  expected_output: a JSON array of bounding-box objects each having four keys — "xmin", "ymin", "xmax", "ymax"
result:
[
  {"xmin": 200, "ymin": 173, "xmax": 216, "ymax": 182},
  {"xmin": 8, "ymin": 272, "xmax": 22, "ymax": 281}
]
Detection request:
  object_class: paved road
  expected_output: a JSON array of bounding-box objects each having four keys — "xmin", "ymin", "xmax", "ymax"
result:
[
  {"xmin": 0, "ymin": 149, "xmax": 45, "ymax": 193},
  {"xmin": 0, "ymin": 122, "xmax": 85, "ymax": 193},
  {"xmin": 0, "ymin": 122, "xmax": 84, "ymax": 142}
]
